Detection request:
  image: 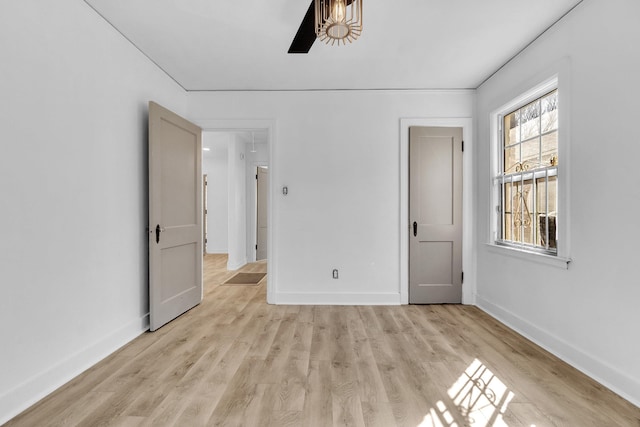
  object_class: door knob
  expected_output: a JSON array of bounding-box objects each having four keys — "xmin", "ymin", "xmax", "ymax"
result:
[
  {"xmin": 413, "ymin": 221, "xmax": 417, "ymax": 237},
  {"xmin": 155, "ymin": 224, "xmax": 165, "ymax": 244}
]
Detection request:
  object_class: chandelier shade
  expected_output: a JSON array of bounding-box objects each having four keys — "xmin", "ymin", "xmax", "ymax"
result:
[{"xmin": 315, "ymin": 0, "xmax": 363, "ymax": 45}]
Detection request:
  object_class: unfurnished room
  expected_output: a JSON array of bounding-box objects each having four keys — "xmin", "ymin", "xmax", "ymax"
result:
[{"xmin": 1, "ymin": 0, "xmax": 639, "ymax": 425}]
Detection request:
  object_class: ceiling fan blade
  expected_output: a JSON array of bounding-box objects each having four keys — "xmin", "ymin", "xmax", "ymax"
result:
[{"xmin": 288, "ymin": 0, "xmax": 316, "ymax": 54}]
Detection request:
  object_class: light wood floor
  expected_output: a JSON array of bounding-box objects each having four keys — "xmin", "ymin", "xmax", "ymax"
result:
[{"xmin": 5, "ymin": 254, "xmax": 640, "ymax": 426}]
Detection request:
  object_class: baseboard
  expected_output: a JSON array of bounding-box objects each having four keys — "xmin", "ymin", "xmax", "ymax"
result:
[
  {"xmin": 205, "ymin": 249, "xmax": 227, "ymax": 254},
  {"xmin": 476, "ymin": 295, "xmax": 640, "ymax": 408},
  {"xmin": 274, "ymin": 292, "xmax": 401, "ymax": 305},
  {"xmin": 0, "ymin": 313, "xmax": 150, "ymax": 425}
]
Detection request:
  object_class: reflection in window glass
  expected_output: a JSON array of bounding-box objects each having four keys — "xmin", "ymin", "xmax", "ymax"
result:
[
  {"xmin": 504, "ymin": 145, "xmax": 520, "ymax": 173},
  {"xmin": 520, "ymin": 100, "xmax": 541, "ymax": 141},
  {"xmin": 504, "ymin": 112, "xmax": 520, "ymax": 146},
  {"xmin": 521, "ymin": 139, "xmax": 540, "ymax": 169}
]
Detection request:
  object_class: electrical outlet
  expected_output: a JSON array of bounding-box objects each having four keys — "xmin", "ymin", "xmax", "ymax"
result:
[{"xmin": 332, "ymin": 269, "xmax": 339, "ymax": 279}]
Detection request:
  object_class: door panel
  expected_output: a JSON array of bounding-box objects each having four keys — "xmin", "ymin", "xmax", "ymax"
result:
[
  {"xmin": 417, "ymin": 242, "xmax": 453, "ymax": 285},
  {"xmin": 149, "ymin": 101, "xmax": 203, "ymax": 331},
  {"xmin": 417, "ymin": 137, "xmax": 454, "ymax": 225},
  {"xmin": 409, "ymin": 126, "xmax": 462, "ymax": 304},
  {"xmin": 160, "ymin": 244, "xmax": 198, "ymax": 300}
]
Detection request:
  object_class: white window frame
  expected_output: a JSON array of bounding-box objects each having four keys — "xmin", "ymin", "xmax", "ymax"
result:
[{"xmin": 488, "ymin": 72, "xmax": 571, "ymax": 269}]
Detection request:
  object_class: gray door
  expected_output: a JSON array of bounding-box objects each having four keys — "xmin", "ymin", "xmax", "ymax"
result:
[
  {"xmin": 203, "ymin": 174, "xmax": 208, "ymax": 254},
  {"xmin": 256, "ymin": 166, "xmax": 268, "ymax": 261},
  {"xmin": 409, "ymin": 126, "xmax": 463, "ymax": 304},
  {"xmin": 148, "ymin": 101, "xmax": 203, "ymax": 331}
]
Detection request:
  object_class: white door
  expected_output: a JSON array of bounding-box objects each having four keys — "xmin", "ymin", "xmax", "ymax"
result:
[
  {"xmin": 148, "ymin": 101, "xmax": 203, "ymax": 331},
  {"xmin": 256, "ymin": 166, "xmax": 268, "ymax": 261},
  {"xmin": 409, "ymin": 126, "xmax": 463, "ymax": 304}
]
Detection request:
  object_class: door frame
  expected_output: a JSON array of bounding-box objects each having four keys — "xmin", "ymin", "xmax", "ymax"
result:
[
  {"xmin": 400, "ymin": 118, "xmax": 475, "ymax": 305},
  {"xmin": 193, "ymin": 119, "xmax": 276, "ymax": 304}
]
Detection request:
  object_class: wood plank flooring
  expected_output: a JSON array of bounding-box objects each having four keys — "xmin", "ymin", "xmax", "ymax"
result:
[{"xmin": 5, "ymin": 254, "xmax": 640, "ymax": 426}]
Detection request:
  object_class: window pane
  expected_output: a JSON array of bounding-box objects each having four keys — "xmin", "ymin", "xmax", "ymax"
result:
[
  {"xmin": 541, "ymin": 130, "xmax": 558, "ymax": 167},
  {"xmin": 520, "ymin": 100, "xmax": 541, "ymax": 141},
  {"xmin": 547, "ymin": 176, "xmax": 557, "ymax": 249},
  {"xmin": 541, "ymin": 91, "xmax": 558, "ymax": 132},
  {"xmin": 522, "ymin": 180, "xmax": 534, "ymax": 245},
  {"xmin": 504, "ymin": 144, "xmax": 521, "ymax": 173},
  {"xmin": 504, "ymin": 111, "xmax": 520, "ymax": 146},
  {"xmin": 548, "ymin": 176, "xmax": 557, "ymax": 216},
  {"xmin": 511, "ymin": 181, "xmax": 522, "ymax": 243},
  {"xmin": 504, "ymin": 182, "xmax": 512, "ymax": 241},
  {"xmin": 536, "ymin": 177, "xmax": 548, "ymax": 247},
  {"xmin": 521, "ymin": 137, "xmax": 541, "ymax": 170}
]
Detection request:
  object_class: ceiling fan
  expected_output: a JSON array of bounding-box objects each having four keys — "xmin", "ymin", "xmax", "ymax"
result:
[{"xmin": 288, "ymin": 0, "xmax": 362, "ymax": 54}]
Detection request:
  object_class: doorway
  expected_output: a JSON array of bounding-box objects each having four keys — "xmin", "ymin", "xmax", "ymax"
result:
[{"xmin": 196, "ymin": 120, "xmax": 275, "ymax": 304}]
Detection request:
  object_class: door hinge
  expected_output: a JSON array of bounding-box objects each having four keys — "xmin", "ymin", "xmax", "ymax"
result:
[
  {"xmin": 462, "ymin": 140, "xmax": 464, "ymax": 152},
  {"xmin": 256, "ymin": 174, "xmax": 258, "ymax": 180},
  {"xmin": 255, "ymin": 244, "xmax": 258, "ymax": 250},
  {"xmin": 461, "ymin": 271, "xmax": 464, "ymax": 283}
]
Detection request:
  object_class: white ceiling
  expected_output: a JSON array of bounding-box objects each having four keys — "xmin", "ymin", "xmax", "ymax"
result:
[{"xmin": 84, "ymin": 0, "xmax": 583, "ymax": 91}]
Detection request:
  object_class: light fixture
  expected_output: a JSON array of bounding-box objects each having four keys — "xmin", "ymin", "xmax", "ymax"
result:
[
  {"xmin": 315, "ymin": 0, "xmax": 362, "ymax": 45},
  {"xmin": 250, "ymin": 132, "xmax": 257, "ymax": 153}
]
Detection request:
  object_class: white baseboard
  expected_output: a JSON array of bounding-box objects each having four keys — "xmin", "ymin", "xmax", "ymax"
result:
[
  {"xmin": 205, "ymin": 249, "xmax": 227, "ymax": 254},
  {"xmin": 0, "ymin": 314, "xmax": 149, "ymax": 425},
  {"xmin": 476, "ymin": 295, "xmax": 640, "ymax": 408},
  {"xmin": 274, "ymin": 292, "xmax": 401, "ymax": 305}
]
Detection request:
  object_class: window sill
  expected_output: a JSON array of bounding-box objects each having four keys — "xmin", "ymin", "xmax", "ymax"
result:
[{"xmin": 485, "ymin": 243, "xmax": 571, "ymax": 269}]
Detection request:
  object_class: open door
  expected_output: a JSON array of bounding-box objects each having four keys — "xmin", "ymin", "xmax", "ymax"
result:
[
  {"xmin": 256, "ymin": 166, "xmax": 269, "ymax": 261},
  {"xmin": 148, "ymin": 101, "xmax": 203, "ymax": 331}
]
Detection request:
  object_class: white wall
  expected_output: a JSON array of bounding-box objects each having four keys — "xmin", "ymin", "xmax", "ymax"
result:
[
  {"xmin": 0, "ymin": 1, "xmax": 187, "ymax": 423},
  {"xmin": 189, "ymin": 90, "xmax": 474, "ymax": 304},
  {"xmin": 475, "ymin": 0, "xmax": 640, "ymax": 405},
  {"xmin": 202, "ymin": 133, "xmax": 229, "ymax": 254}
]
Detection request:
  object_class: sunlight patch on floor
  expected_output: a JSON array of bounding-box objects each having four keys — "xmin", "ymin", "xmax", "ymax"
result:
[{"xmin": 417, "ymin": 358, "xmax": 515, "ymax": 427}]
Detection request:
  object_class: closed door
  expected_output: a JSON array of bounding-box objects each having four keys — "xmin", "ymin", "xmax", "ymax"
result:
[
  {"xmin": 256, "ymin": 166, "xmax": 268, "ymax": 261},
  {"xmin": 148, "ymin": 101, "xmax": 203, "ymax": 331},
  {"xmin": 409, "ymin": 126, "xmax": 463, "ymax": 304},
  {"xmin": 203, "ymin": 174, "xmax": 208, "ymax": 254}
]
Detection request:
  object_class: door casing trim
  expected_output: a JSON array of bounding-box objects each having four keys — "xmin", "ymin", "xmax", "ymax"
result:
[{"xmin": 400, "ymin": 118, "xmax": 475, "ymax": 305}]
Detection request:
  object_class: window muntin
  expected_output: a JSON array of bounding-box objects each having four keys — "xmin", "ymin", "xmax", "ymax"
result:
[{"xmin": 497, "ymin": 89, "xmax": 558, "ymax": 254}]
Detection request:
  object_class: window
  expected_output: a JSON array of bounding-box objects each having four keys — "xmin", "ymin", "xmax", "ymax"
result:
[{"xmin": 496, "ymin": 89, "xmax": 558, "ymax": 254}]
